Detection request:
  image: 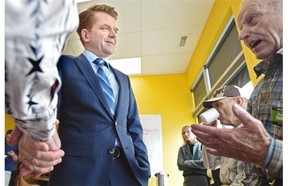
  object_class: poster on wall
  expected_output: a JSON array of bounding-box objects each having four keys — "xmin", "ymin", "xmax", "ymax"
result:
[{"xmin": 140, "ymin": 114, "xmax": 163, "ymax": 177}]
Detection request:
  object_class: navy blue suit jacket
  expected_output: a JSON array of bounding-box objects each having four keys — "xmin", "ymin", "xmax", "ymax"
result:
[{"xmin": 49, "ymin": 54, "xmax": 150, "ymax": 185}]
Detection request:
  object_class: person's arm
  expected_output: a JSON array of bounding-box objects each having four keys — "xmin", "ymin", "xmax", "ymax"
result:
[
  {"xmin": 9, "ymin": 124, "xmax": 65, "ymax": 177},
  {"xmin": 184, "ymin": 144, "xmax": 206, "ymax": 170},
  {"xmin": 177, "ymin": 147, "xmax": 186, "ymax": 171},
  {"xmin": 5, "ymin": 0, "xmax": 79, "ymax": 142},
  {"xmin": 177, "ymin": 145, "xmax": 205, "ymax": 171},
  {"xmin": 264, "ymin": 138, "xmax": 282, "ymax": 179},
  {"xmin": 184, "ymin": 159, "xmax": 206, "ymax": 169},
  {"xmin": 5, "ymin": 0, "xmax": 78, "ymax": 176},
  {"xmin": 5, "ymin": 0, "xmax": 79, "ymax": 176}
]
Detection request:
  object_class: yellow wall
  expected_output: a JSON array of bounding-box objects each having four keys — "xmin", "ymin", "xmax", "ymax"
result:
[
  {"xmin": 5, "ymin": 113, "xmax": 14, "ymax": 132},
  {"xmin": 132, "ymin": 1, "xmax": 261, "ymax": 185},
  {"xmin": 130, "ymin": 74, "xmax": 195, "ymax": 186}
]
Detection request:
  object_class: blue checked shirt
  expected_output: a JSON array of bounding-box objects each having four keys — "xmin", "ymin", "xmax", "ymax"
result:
[{"xmin": 247, "ymin": 51, "xmax": 283, "ymax": 179}]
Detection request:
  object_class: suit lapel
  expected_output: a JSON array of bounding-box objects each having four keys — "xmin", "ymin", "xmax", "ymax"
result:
[{"xmin": 75, "ymin": 54, "xmax": 113, "ymax": 117}]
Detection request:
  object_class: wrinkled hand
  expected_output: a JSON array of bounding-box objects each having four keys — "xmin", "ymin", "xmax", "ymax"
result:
[
  {"xmin": 191, "ymin": 104, "xmax": 271, "ymax": 166},
  {"xmin": 8, "ymin": 123, "xmax": 65, "ymax": 177}
]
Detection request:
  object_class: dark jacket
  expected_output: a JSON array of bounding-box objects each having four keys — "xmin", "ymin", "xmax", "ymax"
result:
[
  {"xmin": 177, "ymin": 142, "xmax": 206, "ymax": 176},
  {"xmin": 49, "ymin": 54, "xmax": 150, "ymax": 185}
]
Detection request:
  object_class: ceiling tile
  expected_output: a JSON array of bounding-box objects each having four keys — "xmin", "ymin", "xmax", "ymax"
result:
[{"xmin": 64, "ymin": 0, "xmax": 215, "ymax": 75}]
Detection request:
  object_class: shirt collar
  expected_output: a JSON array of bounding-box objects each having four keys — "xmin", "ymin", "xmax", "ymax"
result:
[
  {"xmin": 83, "ymin": 50, "xmax": 111, "ymax": 68},
  {"xmin": 253, "ymin": 51, "xmax": 282, "ymax": 78}
]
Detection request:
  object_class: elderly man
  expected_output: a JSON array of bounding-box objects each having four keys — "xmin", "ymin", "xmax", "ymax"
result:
[
  {"xmin": 191, "ymin": 0, "xmax": 283, "ymax": 184},
  {"xmin": 202, "ymin": 85, "xmax": 266, "ymax": 185}
]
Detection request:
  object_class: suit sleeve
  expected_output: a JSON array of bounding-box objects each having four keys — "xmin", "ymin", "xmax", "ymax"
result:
[{"xmin": 177, "ymin": 147, "xmax": 186, "ymax": 170}]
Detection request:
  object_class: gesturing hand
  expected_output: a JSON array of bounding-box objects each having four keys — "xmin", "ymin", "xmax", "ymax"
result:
[{"xmin": 191, "ymin": 104, "xmax": 271, "ymax": 166}]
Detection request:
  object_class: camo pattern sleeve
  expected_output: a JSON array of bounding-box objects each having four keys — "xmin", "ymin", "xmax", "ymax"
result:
[{"xmin": 5, "ymin": 0, "xmax": 79, "ymax": 141}]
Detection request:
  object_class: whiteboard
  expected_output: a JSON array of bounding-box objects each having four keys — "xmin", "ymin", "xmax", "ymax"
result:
[{"xmin": 140, "ymin": 115, "xmax": 163, "ymax": 177}]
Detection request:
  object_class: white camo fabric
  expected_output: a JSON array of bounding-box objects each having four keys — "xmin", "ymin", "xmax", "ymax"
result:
[{"xmin": 5, "ymin": 0, "xmax": 79, "ymax": 141}]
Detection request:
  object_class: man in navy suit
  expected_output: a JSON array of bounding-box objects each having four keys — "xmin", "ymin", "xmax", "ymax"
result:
[{"xmin": 48, "ymin": 4, "xmax": 150, "ymax": 185}]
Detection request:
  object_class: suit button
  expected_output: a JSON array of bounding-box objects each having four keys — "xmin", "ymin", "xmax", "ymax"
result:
[
  {"xmin": 108, "ymin": 147, "xmax": 120, "ymax": 159},
  {"xmin": 109, "ymin": 148, "xmax": 115, "ymax": 154},
  {"xmin": 115, "ymin": 121, "xmax": 118, "ymax": 126}
]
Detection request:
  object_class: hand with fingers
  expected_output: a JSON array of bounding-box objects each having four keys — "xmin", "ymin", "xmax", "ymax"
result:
[
  {"xmin": 191, "ymin": 103, "xmax": 271, "ymax": 166},
  {"xmin": 7, "ymin": 150, "xmax": 18, "ymax": 161},
  {"xmin": 8, "ymin": 121, "xmax": 64, "ymax": 178}
]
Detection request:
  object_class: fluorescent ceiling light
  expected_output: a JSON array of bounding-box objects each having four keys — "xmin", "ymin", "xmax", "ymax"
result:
[
  {"xmin": 109, "ymin": 57, "xmax": 141, "ymax": 75},
  {"xmin": 76, "ymin": 0, "xmax": 91, "ymax": 3}
]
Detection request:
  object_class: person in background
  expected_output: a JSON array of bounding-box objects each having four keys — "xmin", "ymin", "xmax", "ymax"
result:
[
  {"xmin": 5, "ymin": 0, "xmax": 79, "ymax": 177},
  {"xmin": 46, "ymin": 4, "xmax": 150, "ymax": 185},
  {"xmin": 191, "ymin": 0, "xmax": 282, "ymax": 184},
  {"xmin": 202, "ymin": 121, "xmax": 222, "ymax": 186},
  {"xmin": 177, "ymin": 125, "xmax": 208, "ymax": 186},
  {"xmin": 5, "ymin": 130, "xmax": 18, "ymax": 186}
]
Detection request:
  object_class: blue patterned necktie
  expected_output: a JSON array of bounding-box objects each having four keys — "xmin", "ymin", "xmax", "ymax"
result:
[{"xmin": 93, "ymin": 58, "xmax": 115, "ymax": 114}]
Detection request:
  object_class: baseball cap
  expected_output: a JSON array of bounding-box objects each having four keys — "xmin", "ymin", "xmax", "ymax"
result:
[{"xmin": 203, "ymin": 85, "xmax": 245, "ymax": 109}]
